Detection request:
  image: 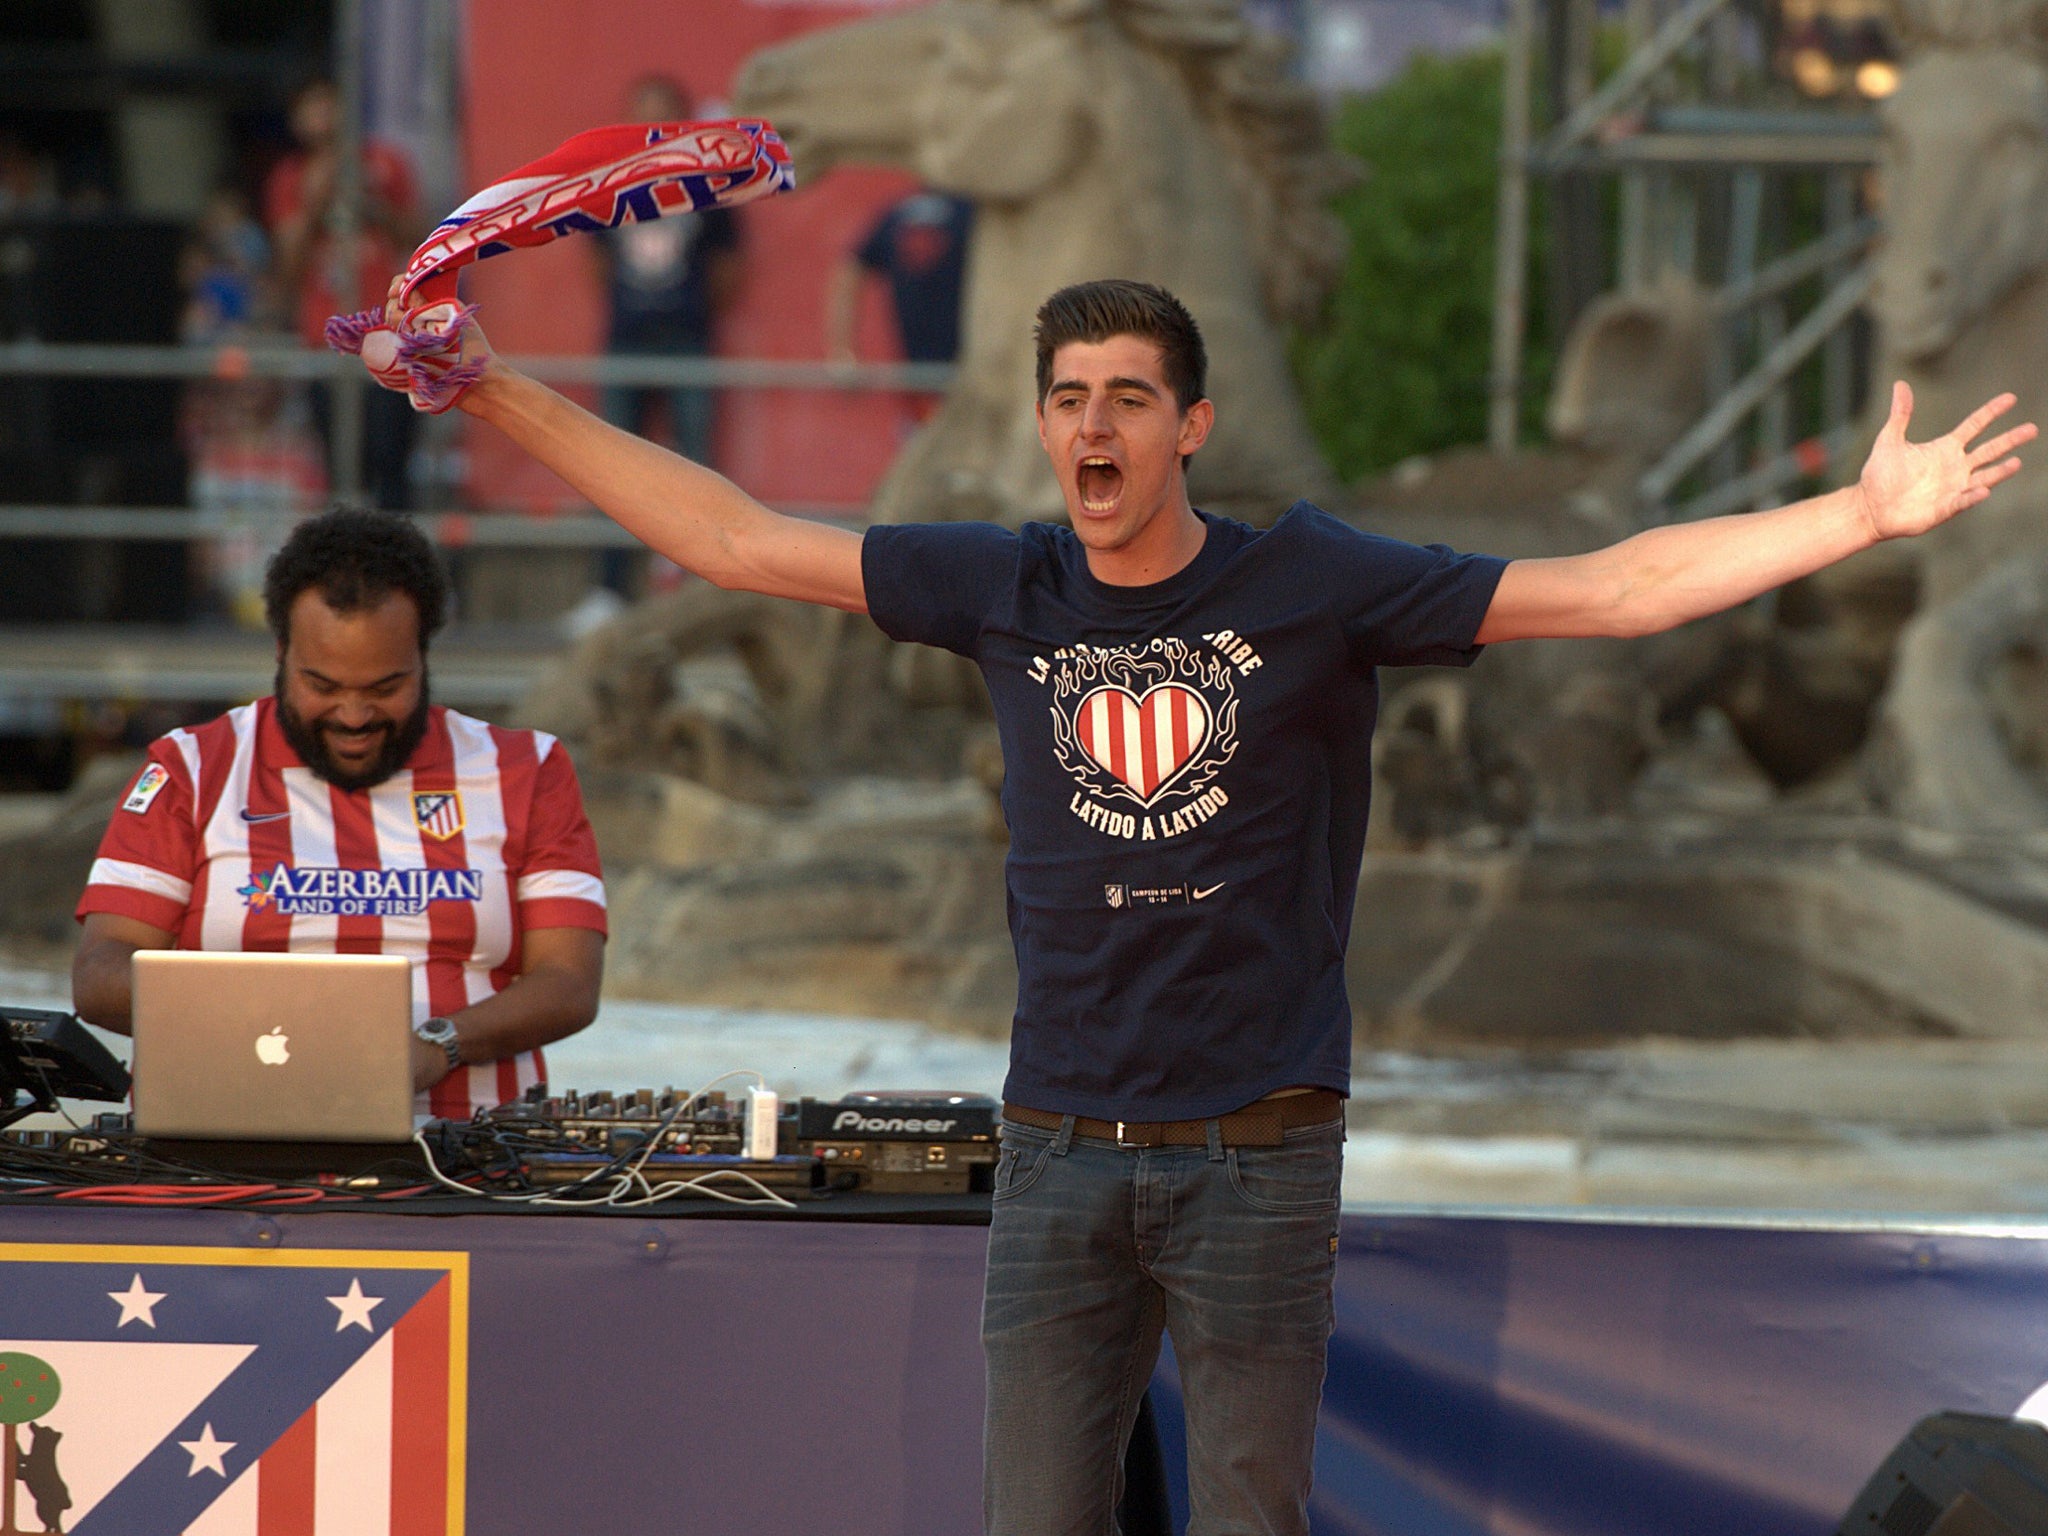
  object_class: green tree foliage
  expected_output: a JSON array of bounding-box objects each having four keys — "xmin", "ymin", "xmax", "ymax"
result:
[
  {"xmin": 0, "ymin": 1351, "xmax": 58, "ymax": 1425},
  {"xmin": 1295, "ymin": 49, "xmax": 1553, "ymax": 482}
]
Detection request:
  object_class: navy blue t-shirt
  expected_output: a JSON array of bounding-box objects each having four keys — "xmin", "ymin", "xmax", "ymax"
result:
[{"xmin": 862, "ymin": 503, "xmax": 1507, "ymax": 1121}]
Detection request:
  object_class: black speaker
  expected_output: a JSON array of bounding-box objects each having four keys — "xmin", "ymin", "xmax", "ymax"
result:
[
  {"xmin": 0, "ymin": 213, "xmax": 190, "ymax": 621},
  {"xmin": 1837, "ymin": 1412, "xmax": 2048, "ymax": 1536},
  {"xmin": 0, "ymin": 212, "xmax": 184, "ymax": 450}
]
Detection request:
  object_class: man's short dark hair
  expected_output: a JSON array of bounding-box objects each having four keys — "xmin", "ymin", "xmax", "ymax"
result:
[
  {"xmin": 263, "ymin": 507, "xmax": 450, "ymax": 649},
  {"xmin": 1033, "ymin": 280, "xmax": 1208, "ymax": 413}
]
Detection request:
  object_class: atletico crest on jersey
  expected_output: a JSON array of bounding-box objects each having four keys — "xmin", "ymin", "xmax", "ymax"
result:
[
  {"xmin": 412, "ymin": 792, "xmax": 464, "ymax": 842},
  {"xmin": 0, "ymin": 1242, "xmax": 467, "ymax": 1534}
]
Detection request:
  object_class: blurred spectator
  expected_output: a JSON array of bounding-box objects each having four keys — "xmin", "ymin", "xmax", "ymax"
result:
[
  {"xmin": 180, "ymin": 188, "xmax": 272, "ymax": 341},
  {"xmin": 181, "ymin": 186, "xmax": 319, "ymax": 627},
  {"xmin": 0, "ymin": 134, "xmax": 58, "ymax": 217},
  {"xmin": 596, "ymin": 74, "xmax": 743, "ymax": 467},
  {"xmin": 580, "ymin": 74, "xmax": 742, "ymax": 610},
  {"xmin": 826, "ymin": 190, "xmax": 973, "ymax": 372},
  {"xmin": 264, "ymin": 76, "xmax": 423, "ymax": 510}
]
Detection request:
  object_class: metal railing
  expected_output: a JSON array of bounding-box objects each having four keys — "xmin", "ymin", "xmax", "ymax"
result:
[
  {"xmin": 0, "ymin": 342, "xmax": 954, "ymax": 707},
  {"xmin": 0, "ymin": 340, "xmax": 953, "ymax": 546},
  {"xmin": 0, "ymin": 338, "xmax": 953, "ymax": 394}
]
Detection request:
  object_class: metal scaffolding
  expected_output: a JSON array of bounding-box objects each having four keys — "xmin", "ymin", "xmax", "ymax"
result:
[{"xmin": 1487, "ymin": 0, "xmax": 1886, "ymax": 522}]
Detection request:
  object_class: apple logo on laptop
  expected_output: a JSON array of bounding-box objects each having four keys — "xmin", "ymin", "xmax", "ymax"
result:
[{"xmin": 255, "ymin": 1027, "xmax": 291, "ymax": 1066}]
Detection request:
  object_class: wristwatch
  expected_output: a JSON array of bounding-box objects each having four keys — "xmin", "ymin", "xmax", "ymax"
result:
[{"xmin": 413, "ymin": 1015, "xmax": 461, "ymax": 1071}]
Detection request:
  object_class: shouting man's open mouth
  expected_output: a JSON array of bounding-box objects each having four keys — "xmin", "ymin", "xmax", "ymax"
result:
[{"xmin": 1078, "ymin": 456, "xmax": 1124, "ymax": 515}]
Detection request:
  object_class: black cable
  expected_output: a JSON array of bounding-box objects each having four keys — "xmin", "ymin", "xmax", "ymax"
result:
[{"xmin": 0, "ymin": 1093, "xmax": 773, "ymax": 1208}]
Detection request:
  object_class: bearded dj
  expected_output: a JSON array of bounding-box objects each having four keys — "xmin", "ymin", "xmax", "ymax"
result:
[{"xmin": 70, "ymin": 507, "xmax": 608, "ymax": 1117}]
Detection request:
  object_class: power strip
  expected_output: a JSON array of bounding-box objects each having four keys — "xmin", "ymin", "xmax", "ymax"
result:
[{"xmin": 747, "ymin": 1086, "xmax": 780, "ymax": 1161}]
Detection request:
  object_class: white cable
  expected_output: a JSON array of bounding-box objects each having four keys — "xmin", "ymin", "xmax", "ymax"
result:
[
  {"xmin": 411, "ymin": 1132, "xmax": 797, "ymax": 1209},
  {"xmin": 596, "ymin": 1168, "xmax": 797, "ymax": 1210},
  {"xmin": 408, "ymin": 1065, "xmax": 799, "ymax": 1212},
  {"xmin": 613, "ymin": 1068, "xmax": 769, "ymax": 1184}
]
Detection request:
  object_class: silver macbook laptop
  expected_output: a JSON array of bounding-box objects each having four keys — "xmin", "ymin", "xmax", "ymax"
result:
[{"xmin": 131, "ymin": 952, "xmax": 415, "ymax": 1142}]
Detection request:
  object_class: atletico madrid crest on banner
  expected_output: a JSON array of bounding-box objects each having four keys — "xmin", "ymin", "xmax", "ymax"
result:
[
  {"xmin": 412, "ymin": 792, "xmax": 465, "ymax": 842},
  {"xmin": 0, "ymin": 1243, "xmax": 468, "ymax": 1535}
]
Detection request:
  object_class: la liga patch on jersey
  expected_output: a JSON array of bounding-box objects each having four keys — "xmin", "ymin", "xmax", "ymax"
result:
[
  {"xmin": 122, "ymin": 764, "xmax": 171, "ymax": 815},
  {"xmin": 412, "ymin": 792, "xmax": 464, "ymax": 841},
  {"xmin": 0, "ymin": 1242, "xmax": 468, "ymax": 1535}
]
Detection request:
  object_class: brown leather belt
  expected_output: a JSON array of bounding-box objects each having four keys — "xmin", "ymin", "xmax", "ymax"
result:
[{"xmin": 1002, "ymin": 1090, "xmax": 1343, "ymax": 1149}]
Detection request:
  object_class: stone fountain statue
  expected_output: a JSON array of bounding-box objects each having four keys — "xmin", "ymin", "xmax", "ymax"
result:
[
  {"xmin": 734, "ymin": 0, "xmax": 1356, "ymax": 527},
  {"xmin": 1865, "ymin": 0, "xmax": 2048, "ymax": 828}
]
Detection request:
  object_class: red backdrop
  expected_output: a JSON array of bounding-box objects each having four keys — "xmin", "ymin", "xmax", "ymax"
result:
[{"xmin": 461, "ymin": 0, "xmax": 931, "ymax": 514}]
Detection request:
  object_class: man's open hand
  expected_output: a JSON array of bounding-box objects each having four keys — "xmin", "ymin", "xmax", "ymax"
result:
[{"xmin": 1856, "ymin": 381, "xmax": 2037, "ymax": 542}]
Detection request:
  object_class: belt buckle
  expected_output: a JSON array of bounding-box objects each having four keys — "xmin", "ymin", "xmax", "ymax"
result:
[{"xmin": 1115, "ymin": 1120, "xmax": 1142, "ymax": 1149}]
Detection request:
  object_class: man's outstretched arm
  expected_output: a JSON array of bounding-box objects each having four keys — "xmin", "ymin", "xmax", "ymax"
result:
[
  {"xmin": 451, "ymin": 322, "xmax": 867, "ymax": 612},
  {"xmin": 1476, "ymin": 383, "xmax": 2036, "ymax": 643}
]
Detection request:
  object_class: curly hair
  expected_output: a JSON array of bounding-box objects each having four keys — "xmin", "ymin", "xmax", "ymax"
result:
[{"xmin": 263, "ymin": 507, "xmax": 450, "ymax": 649}]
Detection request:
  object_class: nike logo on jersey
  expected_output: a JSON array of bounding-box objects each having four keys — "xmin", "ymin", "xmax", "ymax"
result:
[
  {"xmin": 239, "ymin": 809, "xmax": 292, "ymax": 824},
  {"xmin": 1192, "ymin": 883, "xmax": 1227, "ymax": 900}
]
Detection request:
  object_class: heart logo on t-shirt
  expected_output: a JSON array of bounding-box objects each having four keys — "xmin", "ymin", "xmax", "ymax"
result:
[{"xmin": 1073, "ymin": 684, "xmax": 1212, "ymax": 802}]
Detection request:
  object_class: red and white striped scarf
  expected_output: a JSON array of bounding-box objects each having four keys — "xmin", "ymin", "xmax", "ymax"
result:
[{"xmin": 327, "ymin": 119, "xmax": 794, "ymax": 413}]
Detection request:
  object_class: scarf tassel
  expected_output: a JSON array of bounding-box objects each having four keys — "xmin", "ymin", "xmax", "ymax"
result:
[
  {"xmin": 320, "ymin": 300, "xmax": 482, "ymax": 415},
  {"xmin": 412, "ymin": 357, "xmax": 488, "ymax": 414},
  {"xmin": 322, "ymin": 308, "xmax": 384, "ymax": 356}
]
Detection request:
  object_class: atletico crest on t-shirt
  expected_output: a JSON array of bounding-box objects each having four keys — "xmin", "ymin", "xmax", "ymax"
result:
[{"xmin": 413, "ymin": 790, "xmax": 465, "ymax": 841}]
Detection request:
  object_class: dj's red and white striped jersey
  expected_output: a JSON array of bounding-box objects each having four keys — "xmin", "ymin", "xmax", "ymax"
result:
[{"xmin": 78, "ymin": 697, "xmax": 607, "ymax": 1119}]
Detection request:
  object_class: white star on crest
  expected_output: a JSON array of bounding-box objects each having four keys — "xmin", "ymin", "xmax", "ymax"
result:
[
  {"xmin": 178, "ymin": 1423, "xmax": 234, "ymax": 1477},
  {"xmin": 327, "ymin": 1277, "xmax": 383, "ymax": 1332},
  {"xmin": 107, "ymin": 1272, "xmax": 165, "ymax": 1328}
]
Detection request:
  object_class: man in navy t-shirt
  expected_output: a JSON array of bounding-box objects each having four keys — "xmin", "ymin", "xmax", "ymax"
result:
[
  {"xmin": 595, "ymin": 75, "xmax": 743, "ymax": 469},
  {"xmin": 385, "ymin": 277, "xmax": 2031, "ymax": 1535},
  {"xmin": 825, "ymin": 190, "xmax": 974, "ymax": 440},
  {"xmin": 828, "ymin": 191, "xmax": 974, "ymax": 366}
]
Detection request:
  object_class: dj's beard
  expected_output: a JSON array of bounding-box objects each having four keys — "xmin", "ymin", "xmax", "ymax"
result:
[{"xmin": 274, "ymin": 666, "xmax": 433, "ymax": 792}]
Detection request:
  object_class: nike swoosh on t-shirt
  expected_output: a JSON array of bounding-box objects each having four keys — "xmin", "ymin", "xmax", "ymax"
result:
[
  {"xmin": 239, "ymin": 809, "xmax": 291, "ymax": 824},
  {"xmin": 1192, "ymin": 883, "xmax": 1226, "ymax": 900}
]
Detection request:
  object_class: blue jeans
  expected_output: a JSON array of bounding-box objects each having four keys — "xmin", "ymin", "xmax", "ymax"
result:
[{"xmin": 982, "ymin": 1115, "xmax": 1344, "ymax": 1536}]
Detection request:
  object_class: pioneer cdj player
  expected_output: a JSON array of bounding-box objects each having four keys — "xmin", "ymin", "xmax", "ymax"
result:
[{"xmin": 793, "ymin": 1091, "xmax": 998, "ymax": 1193}]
